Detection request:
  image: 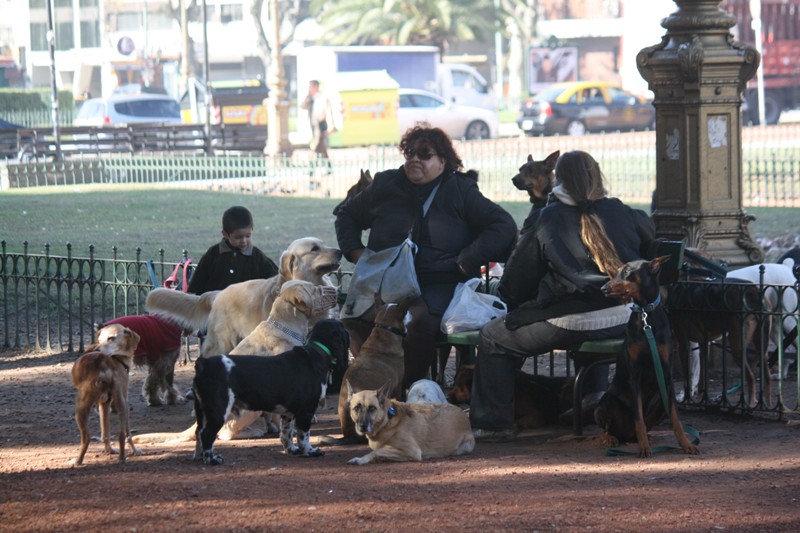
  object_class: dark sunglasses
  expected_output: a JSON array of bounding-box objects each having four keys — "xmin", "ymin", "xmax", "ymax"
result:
[{"xmin": 404, "ymin": 148, "xmax": 437, "ymax": 161}]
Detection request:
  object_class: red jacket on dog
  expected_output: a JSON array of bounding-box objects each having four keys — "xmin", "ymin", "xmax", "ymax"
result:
[{"xmin": 106, "ymin": 315, "xmax": 182, "ymax": 364}]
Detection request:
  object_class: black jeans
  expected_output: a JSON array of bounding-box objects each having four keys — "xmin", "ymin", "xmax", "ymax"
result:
[{"xmin": 469, "ymin": 315, "xmax": 626, "ymax": 431}]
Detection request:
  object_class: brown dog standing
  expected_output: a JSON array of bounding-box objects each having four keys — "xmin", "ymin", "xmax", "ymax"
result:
[
  {"xmin": 598, "ymin": 257, "xmax": 699, "ymax": 457},
  {"xmin": 70, "ymin": 325, "xmax": 141, "ymax": 465},
  {"xmin": 336, "ymin": 295, "xmax": 411, "ymax": 443}
]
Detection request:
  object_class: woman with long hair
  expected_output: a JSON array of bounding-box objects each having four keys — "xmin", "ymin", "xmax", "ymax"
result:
[{"xmin": 470, "ymin": 151, "xmax": 659, "ymax": 442}]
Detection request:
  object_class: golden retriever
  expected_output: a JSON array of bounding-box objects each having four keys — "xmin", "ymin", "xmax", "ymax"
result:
[{"xmin": 146, "ymin": 237, "xmax": 342, "ymax": 357}]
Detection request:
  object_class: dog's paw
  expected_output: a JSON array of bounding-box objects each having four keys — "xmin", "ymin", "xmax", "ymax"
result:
[
  {"xmin": 203, "ymin": 451, "xmax": 224, "ymax": 466},
  {"xmin": 347, "ymin": 456, "xmax": 369, "ymax": 466},
  {"xmin": 68, "ymin": 458, "xmax": 82, "ymax": 467},
  {"xmin": 286, "ymin": 445, "xmax": 302, "ymax": 455},
  {"xmin": 302, "ymin": 447, "xmax": 325, "ymax": 458}
]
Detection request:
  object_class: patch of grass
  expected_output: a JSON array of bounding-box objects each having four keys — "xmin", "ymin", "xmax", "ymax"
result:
[{"xmin": 0, "ymin": 186, "xmax": 794, "ymax": 263}]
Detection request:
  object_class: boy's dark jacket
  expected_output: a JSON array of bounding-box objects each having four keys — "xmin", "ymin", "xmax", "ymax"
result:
[{"xmin": 187, "ymin": 240, "xmax": 278, "ymax": 294}]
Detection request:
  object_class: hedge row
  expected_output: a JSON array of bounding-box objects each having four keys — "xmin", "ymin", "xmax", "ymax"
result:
[{"xmin": 0, "ymin": 88, "xmax": 74, "ymax": 112}]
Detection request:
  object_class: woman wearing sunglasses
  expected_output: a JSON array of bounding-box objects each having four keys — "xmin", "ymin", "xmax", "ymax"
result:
[{"xmin": 334, "ymin": 123, "xmax": 517, "ymax": 389}]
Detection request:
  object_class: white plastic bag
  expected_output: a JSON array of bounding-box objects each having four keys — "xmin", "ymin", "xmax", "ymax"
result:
[{"xmin": 441, "ymin": 278, "xmax": 508, "ymax": 334}]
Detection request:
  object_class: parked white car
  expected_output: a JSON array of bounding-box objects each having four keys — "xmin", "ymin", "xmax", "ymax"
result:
[
  {"xmin": 397, "ymin": 88, "xmax": 499, "ymax": 140},
  {"xmin": 74, "ymin": 94, "xmax": 182, "ymax": 126}
]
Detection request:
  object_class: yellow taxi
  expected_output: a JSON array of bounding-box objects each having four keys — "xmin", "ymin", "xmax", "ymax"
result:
[{"xmin": 517, "ymin": 81, "xmax": 654, "ymax": 136}]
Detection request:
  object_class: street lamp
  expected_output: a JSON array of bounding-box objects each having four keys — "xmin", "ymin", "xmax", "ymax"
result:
[
  {"xmin": 749, "ymin": 0, "xmax": 766, "ymax": 125},
  {"xmin": 46, "ymin": 0, "xmax": 61, "ymax": 160},
  {"xmin": 201, "ymin": 0, "xmax": 213, "ymax": 153},
  {"xmin": 264, "ymin": 0, "xmax": 292, "ymax": 157}
]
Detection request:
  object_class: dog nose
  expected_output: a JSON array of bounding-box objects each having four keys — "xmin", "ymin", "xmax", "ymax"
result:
[{"xmin": 601, "ymin": 282, "xmax": 611, "ymax": 295}]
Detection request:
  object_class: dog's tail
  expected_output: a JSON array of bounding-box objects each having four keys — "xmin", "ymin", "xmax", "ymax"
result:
[
  {"xmin": 132, "ymin": 422, "xmax": 197, "ymax": 444},
  {"xmin": 145, "ymin": 288, "xmax": 218, "ymax": 332}
]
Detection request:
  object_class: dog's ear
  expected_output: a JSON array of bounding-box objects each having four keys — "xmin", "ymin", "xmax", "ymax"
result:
[
  {"xmin": 377, "ymin": 381, "xmax": 392, "ymax": 403},
  {"xmin": 526, "ymin": 154, "xmax": 534, "ymax": 163},
  {"xmin": 346, "ymin": 379, "xmax": 354, "ymax": 402},
  {"xmin": 280, "ymin": 250, "xmax": 296, "ymax": 280},
  {"xmin": 544, "ymin": 150, "xmax": 560, "ymax": 170},
  {"xmin": 649, "ymin": 255, "xmax": 671, "ymax": 274},
  {"xmin": 126, "ymin": 329, "xmax": 141, "ymax": 351}
]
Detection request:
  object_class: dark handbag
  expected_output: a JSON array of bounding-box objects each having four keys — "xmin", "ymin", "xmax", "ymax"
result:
[{"xmin": 318, "ymin": 119, "xmax": 328, "ymax": 132}]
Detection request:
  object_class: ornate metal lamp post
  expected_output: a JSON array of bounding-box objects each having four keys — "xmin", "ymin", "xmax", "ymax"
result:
[
  {"xmin": 264, "ymin": 0, "xmax": 293, "ymax": 157},
  {"xmin": 638, "ymin": 0, "xmax": 763, "ymax": 265}
]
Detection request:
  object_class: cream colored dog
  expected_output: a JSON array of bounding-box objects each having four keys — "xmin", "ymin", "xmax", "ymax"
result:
[
  {"xmin": 146, "ymin": 237, "xmax": 342, "ymax": 358},
  {"xmin": 346, "ymin": 382, "xmax": 475, "ymax": 465},
  {"xmin": 132, "ymin": 279, "xmax": 338, "ymax": 444}
]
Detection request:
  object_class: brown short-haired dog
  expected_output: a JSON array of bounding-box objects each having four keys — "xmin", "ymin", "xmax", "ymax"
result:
[{"xmin": 70, "ymin": 324, "xmax": 141, "ymax": 465}]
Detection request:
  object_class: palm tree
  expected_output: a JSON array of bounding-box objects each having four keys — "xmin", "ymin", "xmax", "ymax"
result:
[{"xmin": 310, "ymin": 0, "xmax": 495, "ymax": 53}]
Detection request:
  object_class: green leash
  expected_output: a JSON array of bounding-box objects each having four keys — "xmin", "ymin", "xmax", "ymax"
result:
[{"xmin": 605, "ymin": 308, "xmax": 701, "ymax": 456}]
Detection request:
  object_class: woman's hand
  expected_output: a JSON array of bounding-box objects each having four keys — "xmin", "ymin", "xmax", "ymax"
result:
[{"xmin": 351, "ymin": 248, "xmax": 366, "ymax": 264}]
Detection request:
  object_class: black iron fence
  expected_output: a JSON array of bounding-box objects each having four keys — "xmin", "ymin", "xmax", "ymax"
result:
[{"xmin": 2, "ymin": 241, "xmax": 798, "ymax": 417}]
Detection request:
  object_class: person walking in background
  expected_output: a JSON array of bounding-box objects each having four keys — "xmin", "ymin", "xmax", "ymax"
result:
[
  {"xmin": 301, "ymin": 79, "xmax": 335, "ymax": 173},
  {"xmin": 187, "ymin": 205, "xmax": 279, "ymax": 295}
]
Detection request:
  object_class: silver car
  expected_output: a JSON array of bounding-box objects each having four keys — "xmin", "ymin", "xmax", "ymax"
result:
[
  {"xmin": 397, "ymin": 88, "xmax": 499, "ymax": 140},
  {"xmin": 74, "ymin": 94, "xmax": 182, "ymax": 126}
]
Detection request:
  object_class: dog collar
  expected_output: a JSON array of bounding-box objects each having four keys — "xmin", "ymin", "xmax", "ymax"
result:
[
  {"xmin": 374, "ymin": 323, "xmax": 407, "ymax": 337},
  {"xmin": 111, "ymin": 354, "xmax": 130, "ymax": 373},
  {"xmin": 631, "ymin": 292, "xmax": 662, "ymax": 314},
  {"xmin": 309, "ymin": 340, "xmax": 336, "ymax": 366},
  {"xmin": 387, "ymin": 406, "xmax": 396, "ymax": 418},
  {"xmin": 266, "ymin": 316, "xmax": 306, "ymax": 345}
]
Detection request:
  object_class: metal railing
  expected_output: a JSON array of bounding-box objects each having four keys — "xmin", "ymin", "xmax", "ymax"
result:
[
  {"xmin": 2, "ymin": 239, "xmax": 798, "ymax": 418},
  {"xmin": 3, "ymin": 124, "xmax": 799, "ymax": 207}
]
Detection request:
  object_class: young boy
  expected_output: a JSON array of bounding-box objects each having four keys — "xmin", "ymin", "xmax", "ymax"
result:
[{"xmin": 187, "ymin": 206, "xmax": 279, "ymax": 295}]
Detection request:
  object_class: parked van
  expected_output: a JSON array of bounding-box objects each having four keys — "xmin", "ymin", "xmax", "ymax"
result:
[{"xmin": 180, "ymin": 78, "xmax": 268, "ymax": 125}]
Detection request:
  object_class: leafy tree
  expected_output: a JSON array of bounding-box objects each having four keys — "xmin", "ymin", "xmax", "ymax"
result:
[{"xmin": 310, "ymin": 0, "xmax": 495, "ymax": 53}]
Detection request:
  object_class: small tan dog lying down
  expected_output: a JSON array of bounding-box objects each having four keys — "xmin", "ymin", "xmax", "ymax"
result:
[
  {"xmin": 346, "ymin": 382, "xmax": 475, "ymax": 465},
  {"xmin": 70, "ymin": 324, "xmax": 142, "ymax": 466},
  {"xmin": 133, "ymin": 279, "xmax": 338, "ymax": 444},
  {"xmin": 146, "ymin": 236, "xmax": 342, "ymax": 357}
]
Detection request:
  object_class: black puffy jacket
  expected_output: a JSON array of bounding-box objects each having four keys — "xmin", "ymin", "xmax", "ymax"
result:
[
  {"xmin": 499, "ymin": 197, "xmax": 658, "ymax": 329},
  {"xmin": 335, "ymin": 166, "xmax": 517, "ymax": 314}
]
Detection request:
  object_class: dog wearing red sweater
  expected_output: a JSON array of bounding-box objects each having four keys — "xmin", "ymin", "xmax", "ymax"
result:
[{"xmin": 95, "ymin": 315, "xmax": 184, "ymax": 406}]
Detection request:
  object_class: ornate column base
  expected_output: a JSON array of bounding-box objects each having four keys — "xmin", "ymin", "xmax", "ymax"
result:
[{"xmin": 654, "ymin": 209, "xmax": 764, "ymax": 266}]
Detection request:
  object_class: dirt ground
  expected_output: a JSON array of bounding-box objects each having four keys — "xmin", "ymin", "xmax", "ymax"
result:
[{"xmin": 2, "ymin": 347, "xmax": 800, "ymax": 533}]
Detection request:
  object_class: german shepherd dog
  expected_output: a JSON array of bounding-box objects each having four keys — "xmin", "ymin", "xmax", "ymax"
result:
[
  {"xmin": 346, "ymin": 382, "xmax": 475, "ymax": 465},
  {"xmin": 336, "ymin": 295, "xmax": 411, "ymax": 443},
  {"xmin": 598, "ymin": 257, "xmax": 700, "ymax": 458},
  {"xmin": 70, "ymin": 324, "xmax": 142, "ymax": 465},
  {"xmin": 512, "ymin": 150, "xmax": 559, "ymax": 203}
]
